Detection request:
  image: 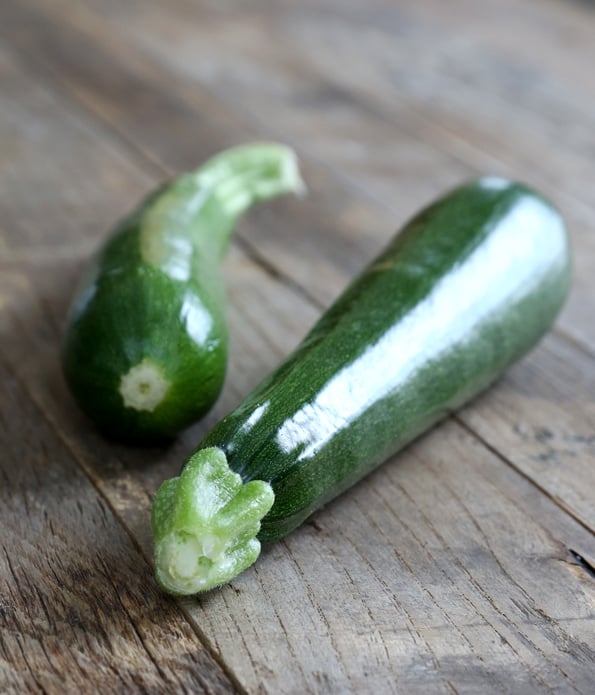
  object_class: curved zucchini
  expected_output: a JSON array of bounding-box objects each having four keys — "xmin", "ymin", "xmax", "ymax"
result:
[
  {"xmin": 62, "ymin": 143, "xmax": 304, "ymax": 442},
  {"xmin": 151, "ymin": 178, "xmax": 570, "ymax": 594}
]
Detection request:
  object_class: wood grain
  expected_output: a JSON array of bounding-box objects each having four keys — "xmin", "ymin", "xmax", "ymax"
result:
[
  {"xmin": 0, "ymin": 0, "xmax": 594, "ymax": 692},
  {"xmin": 0, "ymin": 0, "xmax": 471, "ymax": 305},
  {"xmin": 0, "ymin": 353, "xmax": 236, "ymax": 693},
  {"xmin": 458, "ymin": 334, "xmax": 595, "ymax": 531}
]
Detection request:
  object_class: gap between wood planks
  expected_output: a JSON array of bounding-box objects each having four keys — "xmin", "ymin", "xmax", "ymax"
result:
[
  {"xmin": 454, "ymin": 418, "xmax": 595, "ymax": 541},
  {"xmin": 568, "ymin": 550, "xmax": 595, "ymax": 580},
  {"xmin": 3, "ymin": 6, "xmax": 595, "ymax": 562}
]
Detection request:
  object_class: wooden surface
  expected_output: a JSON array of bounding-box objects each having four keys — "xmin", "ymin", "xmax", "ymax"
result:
[{"xmin": 1, "ymin": 0, "xmax": 594, "ymax": 692}]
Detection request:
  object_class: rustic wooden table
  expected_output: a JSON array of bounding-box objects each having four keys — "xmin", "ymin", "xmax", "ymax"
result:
[{"xmin": 1, "ymin": 0, "xmax": 594, "ymax": 692}]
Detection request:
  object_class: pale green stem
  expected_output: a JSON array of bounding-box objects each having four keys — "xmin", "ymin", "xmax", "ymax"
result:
[
  {"xmin": 140, "ymin": 142, "xmax": 305, "ymax": 268},
  {"xmin": 151, "ymin": 448, "xmax": 274, "ymax": 595},
  {"xmin": 194, "ymin": 142, "xmax": 306, "ymax": 213},
  {"xmin": 194, "ymin": 142, "xmax": 306, "ymax": 254}
]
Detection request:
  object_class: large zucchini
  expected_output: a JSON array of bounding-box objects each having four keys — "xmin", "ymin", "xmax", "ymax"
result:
[{"xmin": 151, "ymin": 178, "xmax": 570, "ymax": 594}]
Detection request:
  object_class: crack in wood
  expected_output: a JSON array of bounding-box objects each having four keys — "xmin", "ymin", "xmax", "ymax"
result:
[{"xmin": 568, "ymin": 549, "xmax": 595, "ymax": 581}]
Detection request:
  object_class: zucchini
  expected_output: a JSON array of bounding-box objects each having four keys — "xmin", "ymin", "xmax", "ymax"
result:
[
  {"xmin": 151, "ymin": 178, "xmax": 570, "ymax": 594},
  {"xmin": 62, "ymin": 144, "xmax": 304, "ymax": 441}
]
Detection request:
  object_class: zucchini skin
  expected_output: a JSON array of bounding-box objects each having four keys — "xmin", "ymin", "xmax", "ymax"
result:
[
  {"xmin": 62, "ymin": 185, "xmax": 227, "ymax": 442},
  {"xmin": 199, "ymin": 178, "xmax": 570, "ymax": 541},
  {"xmin": 62, "ymin": 144, "xmax": 303, "ymax": 442}
]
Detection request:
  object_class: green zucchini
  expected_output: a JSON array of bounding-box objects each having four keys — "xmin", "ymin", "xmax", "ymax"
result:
[
  {"xmin": 62, "ymin": 144, "xmax": 304, "ymax": 441},
  {"xmin": 151, "ymin": 177, "xmax": 570, "ymax": 594}
]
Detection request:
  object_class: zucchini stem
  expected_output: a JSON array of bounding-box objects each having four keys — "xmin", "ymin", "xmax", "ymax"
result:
[
  {"xmin": 193, "ymin": 142, "xmax": 306, "ymax": 252},
  {"xmin": 151, "ymin": 447, "xmax": 274, "ymax": 594},
  {"xmin": 140, "ymin": 143, "xmax": 305, "ymax": 268}
]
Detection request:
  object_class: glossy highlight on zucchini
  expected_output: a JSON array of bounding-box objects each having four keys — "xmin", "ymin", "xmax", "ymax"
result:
[
  {"xmin": 62, "ymin": 143, "xmax": 304, "ymax": 442},
  {"xmin": 152, "ymin": 178, "xmax": 571, "ymax": 594}
]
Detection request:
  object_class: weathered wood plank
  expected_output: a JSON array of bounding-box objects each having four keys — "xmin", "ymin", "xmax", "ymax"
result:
[
  {"xmin": 0, "ymin": 346, "xmax": 236, "ymax": 693},
  {"xmin": 458, "ymin": 333, "xmax": 595, "ymax": 531},
  {"xmin": 0, "ymin": 47, "xmax": 237, "ymax": 695},
  {"xmin": 0, "ymin": 49, "xmax": 154, "ymax": 258}
]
